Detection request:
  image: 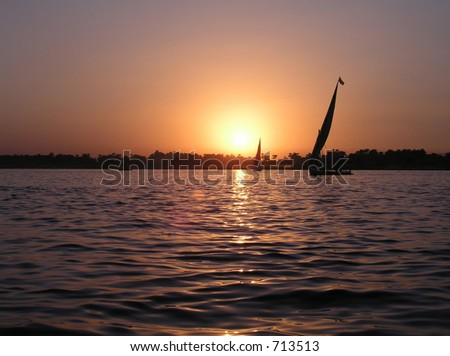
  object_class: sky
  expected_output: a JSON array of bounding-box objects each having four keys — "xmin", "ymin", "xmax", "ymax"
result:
[{"xmin": 1, "ymin": 0, "xmax": 449, "ymax": 157}]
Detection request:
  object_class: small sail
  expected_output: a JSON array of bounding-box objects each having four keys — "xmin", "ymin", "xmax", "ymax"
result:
[
  {"xmin": 311, "ymin": 79, "xmax": 343, "ymax": 159},
  {"xmin": 253, "ymin": 138, "xmax": 263, "ymax": 171},
  {"xmin": 255, "ymin": 138, "xmax": 261, "ymax": 163}
]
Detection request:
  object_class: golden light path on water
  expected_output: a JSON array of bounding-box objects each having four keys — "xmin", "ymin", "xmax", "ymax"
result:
[{"xmin": 0, "ymin": 170, "xmax": 449, "ymax": 335}]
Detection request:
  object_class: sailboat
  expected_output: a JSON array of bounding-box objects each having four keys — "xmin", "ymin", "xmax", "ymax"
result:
[
  {"xmin": 308, "ymin": 77, "xmax": 352, "ymax": 176},
  {"xmin": 252, "ymin": 138, "xmax": 263, "ymax": 171}
]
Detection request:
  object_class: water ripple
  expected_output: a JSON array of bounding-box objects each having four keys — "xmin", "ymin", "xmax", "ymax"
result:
[{"xmin": 0, "ymin": 170, "xmax": 449, "ymax": 335}]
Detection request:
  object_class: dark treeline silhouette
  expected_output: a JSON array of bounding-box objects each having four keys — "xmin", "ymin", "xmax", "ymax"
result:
[
  {"xmin": 347, "ymin": 149, "xmax": 450, "ymax": 170},
  {"xmin": 0, "ymin": 149, "xmax": 449, "ymax": 170},
  {"xmin": 0, "ymin": 153, "xmax": 98, "ymax": 169}
]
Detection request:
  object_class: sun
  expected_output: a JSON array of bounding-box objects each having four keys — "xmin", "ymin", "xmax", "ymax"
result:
[
  {"xmin": 206, "ymin": 105, "xmax": 267, "ymax": 155},
  {"xmin": 232, "ymin": 132, "xmax": 250, "ymax": 149}
]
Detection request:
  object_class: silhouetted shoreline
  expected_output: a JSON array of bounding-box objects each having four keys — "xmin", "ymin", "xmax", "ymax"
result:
[{"xmin": 0, "ymin": 149, "xmax": 449, "ymax": 170}]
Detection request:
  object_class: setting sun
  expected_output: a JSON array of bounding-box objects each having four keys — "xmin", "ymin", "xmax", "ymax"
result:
[
  {"xmin": 231, "ymin": 132, "xmax": 250, "ymax": 149},
  {"xmin": 204, "ymin": 106, "xmax": 269, "ymax": 155}
]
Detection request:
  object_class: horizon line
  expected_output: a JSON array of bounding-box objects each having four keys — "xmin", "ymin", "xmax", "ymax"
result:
[{"xmin": 1, "ymin": 148, "xmax": 450, "ymax": 158}]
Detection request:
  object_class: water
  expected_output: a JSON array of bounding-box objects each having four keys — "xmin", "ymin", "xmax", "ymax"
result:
[{"xmin": 0, "ymin": 169, "xmax": 449, "ymax": 335}]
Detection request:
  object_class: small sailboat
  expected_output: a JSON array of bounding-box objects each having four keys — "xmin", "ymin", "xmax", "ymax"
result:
[
  {"xmin": 252, "ymin": 138, "xmax": 263, "ymax": 171},
  {"xmin": 309, "ymin": 77, "xmax": 352, "ymax": 176}
]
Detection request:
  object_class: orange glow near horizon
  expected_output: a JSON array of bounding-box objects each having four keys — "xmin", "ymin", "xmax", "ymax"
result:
[
  {"xmin": 1, "ymin": 2, "xmax": 449, "ymax": 156},
  {"xmin": 205, "ymin": 106, "xmax": 266, "ymax": 156}
]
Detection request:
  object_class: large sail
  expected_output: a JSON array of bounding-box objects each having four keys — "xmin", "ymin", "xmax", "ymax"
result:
[{"xmin": 311, "ymin": 80, "xmax": 342, "ymax": 159}]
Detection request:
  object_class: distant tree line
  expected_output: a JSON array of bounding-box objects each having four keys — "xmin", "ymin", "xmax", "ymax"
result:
[
  {"xmin": 0, "ymin": 149, "xmax": 449, "ymax": 170},
  {"xmin": 347, "ymin": 149, "xmax": 450, "ymax": 170},
  {"xmin": 0, "ymin": 153, "xmax": 99, "ymax": 169}
]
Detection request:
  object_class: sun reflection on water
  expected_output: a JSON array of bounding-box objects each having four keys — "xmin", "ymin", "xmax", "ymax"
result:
[{"xmin": 229, "ymin": 170, "xmax": 258, "ymax": 244}]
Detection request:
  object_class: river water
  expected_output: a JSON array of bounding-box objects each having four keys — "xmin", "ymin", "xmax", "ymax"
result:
[{"xmin": 0, "ymin": 169, "xmax": 449, "ymax": 335}]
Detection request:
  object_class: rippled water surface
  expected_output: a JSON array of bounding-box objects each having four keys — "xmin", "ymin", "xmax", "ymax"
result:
[{"xmin": 0, "ymin": 169, "xmax": 449, "ymax": 335}]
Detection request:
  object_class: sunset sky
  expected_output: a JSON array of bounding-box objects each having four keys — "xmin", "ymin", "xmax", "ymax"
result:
[{"xmin": 1, "ymin": 0, "xmax": 449, "ymax": 157}]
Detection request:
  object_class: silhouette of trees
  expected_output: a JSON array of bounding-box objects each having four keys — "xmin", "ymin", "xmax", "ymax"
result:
[
  {"xmin": 0, "ymin": 153, "xmax": 98, "ymax": 168},
  {"xmin": 288, "ymin": 152, "xmax": 307, "ymax": 169},
  {"xmin": 0, "ymin": 149, "xmax": 449, "ymax": 169},
  {"xmin": 346, "ymin": 149, "xmax": 448, "ymax": 170}
]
